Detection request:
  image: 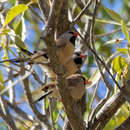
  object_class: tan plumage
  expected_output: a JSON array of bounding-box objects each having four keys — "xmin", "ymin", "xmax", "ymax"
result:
[
  {"xmin": 29, "ymin": 31, "xmax": 80, "ymax": 80},
  {"xmin": 30, "ymin": 49, "xmax": 57, "ymax": 80},
  {"xmin": 35, "ymin": 74, "xmax": 91, "ymax": 102},
  {"xmin": 56, "ymin": 39, "xmax": 75, "ymax": 65},
  {"xmin": 63, "ymin": 58, "xmax": 78, "ymax": 77},
  {"xmin": 30, "ymin": 51, "xmax": 86, "ymax": 81},
  {"xmin": 56, "ymin": 31, "xmax": 79, "ymax": 65}
]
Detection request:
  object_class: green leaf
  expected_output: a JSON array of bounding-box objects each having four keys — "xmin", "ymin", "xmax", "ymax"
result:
[
  {"xmin": 14, "ymin": 19, "xmax": 23, "ymax": 36},
  {"xmin": 14, "ymin": 35, "xmax": 27, "ymax": 49},
  {"xmin": 8, "ymin": 48, "xmax": 17, "ymax": 57},
  {"xmin": 121, "ymin": 20, "xmax": 130, "ymax": 43},
  {"xmin": 2, "ymin": 50, "xmax": 9, "ymax": 66},
  {"xmin": 0, "ymin": 72, "xmax": 8, "ymax": 96},
  {"xmin": 0, "ymin": 72, "xmax": 4, "ymax": 84},
  {"xmin": 116, "ymin": 48, "xmax": 128, "ymax": 55},
  {"xmin": 45, "ymin": 98, "xmax": 49, "ymax": 109},
  {"xmin": 4, "ymin": 4, "xmax": 28, "ymax": 27},
  {"xmin": 88, "ymin": 69, "xmax": 101, "ymax": 88},
  {"xmin": 0, "ymin": 28, "xmax": 11, "ymax": 35},
  {"xmin": 112, "ymin": 56, "xmax": 127, "ymax": 75},
  {"xmin": 53, "ymin": 109, "xmax": 58, "ymax": 122},
  {"xmin": 103, "ymin": 6, "xmax": 123, "ymax": 23},
  {"xmin": 84, "ymin": 16, "xmax": 121, "ymax": 25}
]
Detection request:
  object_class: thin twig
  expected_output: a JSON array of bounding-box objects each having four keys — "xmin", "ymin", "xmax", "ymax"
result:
[
  {"xmin": 74, "ymin": 28, "xmax": 121, "ymax": 90},
  {"xmin": 13, "ymin": 116, "xmax": 31, "ymax": 129},
  {"xmin": 95, "ymin": 28, "xmax": 121, "ymax": 40},
  {"xmin": 5, "ymin": 99, "xmax": 34, "ymax": 123},
  {"xmin": 72, "ymin": 0, "xmax": 92, "ymax": 23},
  {"xmin": 32, "ymin": 70, "xmax": 44, "ymax": 86},
  {"xmin": 88, "ymin": 87, "xmax": 111, "ymax": 124},
  {"xmin": 0, "ymin": 97, "xmax": 18, "ymax": 130},
  {"xmin": 19, "ymin": 61, "xmax": 51, "ymax": 129},
  {"xmin": 0, "ymin": 64, "xmax": 19, "ymax": 72},
  {"xmin": 88, "ymin": 79, "xmax": 100, "ymax": 121},
  {"xmin": 90, "ymin": 0, "xmax": 113, "ymax": 90},
  {"xmin": 29, "ymin": 6, "xmax": 45, "ymax": 23},
  {"xmin": 0, "ymin": 66, "xmax": 34, "ymax": 96}
]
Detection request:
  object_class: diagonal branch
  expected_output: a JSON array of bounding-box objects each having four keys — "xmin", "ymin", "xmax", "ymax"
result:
[
  {"xmin": 74, "ymin": 28, "xmax": 121, "ymax": 90},
  {"xmin": 4, "ymin": 99, "xmax": 34, "ymax": 123},
  {"xmin": 88, "ymin": 79, "xmax": 130, "ymax": 130},
  {"xmin": 72, "ymin": 0, "xmax": 92, "ymax": 23},
  {"xmin": 89, "ymin": 90, "xmax": 126, "ymax": 130},
  {"xmin": 0, "ymin": 97, "xmax": 18, "ymax": 130}
]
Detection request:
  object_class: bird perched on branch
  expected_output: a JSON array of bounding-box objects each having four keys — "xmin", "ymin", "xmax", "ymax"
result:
[
  {"xmin": 0, "ymin": 31, "xmax": 80, "ymax": 80},
  {"xmin": 0, "ymin": 50, "xmax": 86, "ymax": 81},
  {"xmin": 34, "ymin": 74, "xmax": 91, "ymax": 102},
  {"xmin": 31, "ymin": 51, "xmax": 87, "ymax": 81},
  {"xmin": 29, "ymin": 31, "xmax": 79, "ymax": 63},
  {"xmin": 10, "ymin": 30, "xmax": 79, "ymax": 65},
  {"xmin": 56, "ymin": 31, "xmax": 79, "ymax": 65}
]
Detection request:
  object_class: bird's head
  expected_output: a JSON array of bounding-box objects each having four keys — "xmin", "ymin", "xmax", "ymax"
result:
[
  {"xmin": 59, "ymin": 31, "xmax": 79, "ymax": 46},
  {"xmin": 73, "ymin": 52, "xmax": 87, "ymax": 67}
]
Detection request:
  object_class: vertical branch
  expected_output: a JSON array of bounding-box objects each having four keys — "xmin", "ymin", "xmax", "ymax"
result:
[
  {"xmin": 0, "ymin": 97, "xmax": 17, "ymax": 130},
  {"xmin": 19, "ymin": 60, "xmax": 51, "ymax": 129},
  {"xmin": 8, "ymin": 70, "xmax": 15, "ymax": 103}
]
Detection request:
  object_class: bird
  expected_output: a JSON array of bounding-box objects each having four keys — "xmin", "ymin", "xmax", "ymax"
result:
[
  {"xmin": 34, "ymin": 74, "xmax": 92, "ymax": 102},
  {"xmin": 9, "ymin": 30, "xmax": 79, "ymax": 65},
  {"xmin": 56, "ymin": 31, "xmax": 79, "ymax": 65},
  {"xmin": 63, "ymin": 51, "xmax": 87, "ymax": 78},
  {"xmin": 30, "ymin": 31, "xmax": 79, "ymax": 80},
  {"xmin": 31, "ymin": 51, "xmax": 87, "ymax": 81},
  {"xmin": 0, "ymin": 31, "xmax": 79, "ymax": 80},
  {"xmin": 0, "ymin": 51, "xmax": 86, "ymax": 81}
]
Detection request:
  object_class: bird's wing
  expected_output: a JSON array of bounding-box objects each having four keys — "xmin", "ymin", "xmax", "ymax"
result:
[
  {"xmin": 56, "ymin": 38, "xmax": 67, "ymax": 48},
  {"xmin": 58, "ymin": 43, "xmax": 75, "ymax": 65},
  {"xmin": 31, "ymin": 50, "xmax": 48, "ymax": 63},
  {"xmin": 64, "ymin": 59, "xmax": 78, "ymax": 77}
]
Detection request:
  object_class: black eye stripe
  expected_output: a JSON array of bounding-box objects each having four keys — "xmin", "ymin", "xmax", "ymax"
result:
[
  {"xmin": 69, "ymin": 36, "xmax": 76, "ymax": 46},
  {"xmin": 68, "ymin": 31, "xmax": 74, "ymax": 34},
  {"xmin": 43, "ymin": 53, "xmax": 48, "ymax": 59}
]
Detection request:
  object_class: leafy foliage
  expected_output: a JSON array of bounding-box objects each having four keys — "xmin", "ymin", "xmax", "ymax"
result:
[{"xmin": 0, "ymin": 0, "xmax": 130, "ymax": 129}]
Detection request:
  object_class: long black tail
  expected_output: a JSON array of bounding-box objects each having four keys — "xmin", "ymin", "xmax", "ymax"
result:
[
  {"xmin": 0, "ymin": 46, "xmax": 33, "ymax": 63},
  {"xmin": 0, "ymin": 58, "xmax": 30, "ymax": 63},
  {"xmin": 34, "ymin": 90, "xmax": 53, "ymax": 103},
  {"xmin": 18, "ymin": 46, "xmax": 33, "ymax": 56}
]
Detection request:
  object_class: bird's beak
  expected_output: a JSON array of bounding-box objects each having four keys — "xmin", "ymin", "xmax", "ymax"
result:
[
  {"xmin": 85, "ymin": 80, "xmax": 92, "ymax": 85},
  {"xmin": 79, "ymin": 54, "xmax": 87, "ymax": 58},
  {"xmin": 73, "ymin": 32, "xmax": 79, "ymax": 36}
]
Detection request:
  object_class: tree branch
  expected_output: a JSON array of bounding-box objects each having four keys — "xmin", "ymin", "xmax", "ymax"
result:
[
  {"xmin": 88, "ymin": 90, "xmax": 126, "ymax": 130},
  {"xmin": 38, "ymin": 0, "xmax": 86, "ymax": 129},
  {"xmin": 0, "ymin": 97, "xmax": 18, "ymax": 130},
  {"xmin": 72, "ymin": 0, "xmax": 92, "ymax": 24}
]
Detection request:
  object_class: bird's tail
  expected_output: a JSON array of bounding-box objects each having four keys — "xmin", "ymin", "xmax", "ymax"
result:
[
  {"xmin": 0, "ymin": 58, "xmax": 30, "ymax": 63},
  {"xmin": 18, "ymin": 46, "xmax": 33, "ymax": 56},
  {"xmin": 34, "ymin": 90, "xmax": 53, "ymax": 103}
]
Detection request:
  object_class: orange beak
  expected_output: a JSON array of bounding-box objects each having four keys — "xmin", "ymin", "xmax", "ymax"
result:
[
  {"xmin": 73, "ymin": 32, "xmax": 79, "ymax": 37},
  {"xmin": 85, "ymin": 80, "xmax": 92, "ymax": 85},
  {"xmin": 79, "ymin": 54, "xmax": 87, "ymax": 58}
]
